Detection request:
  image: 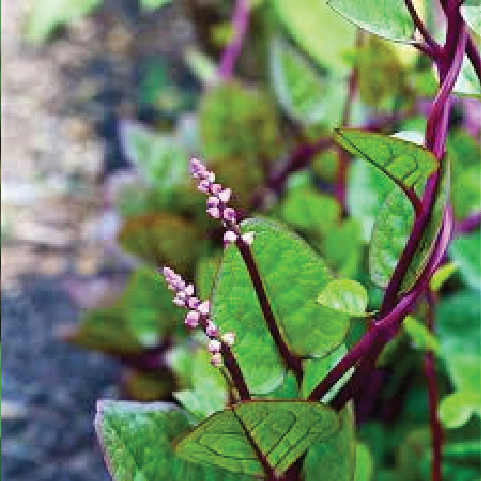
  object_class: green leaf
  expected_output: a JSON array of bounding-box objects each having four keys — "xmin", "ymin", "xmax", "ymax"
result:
[
  {"xmin": 327, "ymin": 0, "xmax": 415, "ymax": 43},
  {"xmin": 176, "ymin": 400, "xmax": 339, "ymax": 477},
  {"xmin": 270, "ymin": 37, "xmax": 346, "ymax": 126},
  {"xmin": 448, "ymin": 230, "xmax": 481, "ymax": 292},
  {"xmin": 355, "ymin": 443, "xmax": 373, "ymax": 481},
  {"xmin": 369, "ymin": 186, "xmax": 414, "ymax": 289},
  {"xmin": 402, "ymin": 315, "xmax": 440, "ymax": 355},
  {"xmin": 118, "ymin": 212, "xmax": 206, "ymax": 273},
  {"xmin": 438, "ymin": 391, "xmax": 481, "ymax": 429},
  {"xmin": 453, "ymin": 50, "xmax": 481, "ymax": 97},
  {"xmin": 95, "ymin": 400, "xmax": 255, "ymax": 481},
  {"xmin": 279, "ymin": 188, "xmax": 340, "ymax": 235},
  {"xmin": 318, "ymin": 279, "xmax": 368, "ymax": 317},
  {"xmin": 429, "ymin": 262, "xmax": 458, "ymax": 292},
  {"xmin": 301, "ymin": 344, "xmax": 354, "ymax": 402},
  {"xmin": 451, "ymin": 164, "xmax": 481, "ymax": 220},
  {"xmin": 271, "ymin": 0, "xmax": 356, "ymax": 75},
  {"xmin": 25, "ymin": 0, "xmax": 101, "ymax": 43},
  {"xmin": 347, "ymin": 158, "xmax": 395, "ymax": 242},
  {"xmin": 461, "ymin": 5, "xmax": 481, "ymax": 36},
  {"xmin": 303, "ymin": 405, "xmax": 355, "ymax": 481},
  {"xmin": 196, "ymin": 255, "xmax": 221, "ymax": 301},
  {"xmin": 183, "ymin": 48, "xmax": 217, "ymax": 85},
  {"xmin": 212, "ymin": 218, "xmax": 350, "ymax": 393},
  {"xmin": 173, "ymin": 350, "xmax": 227, "ymax": 418},
  {"xmin": 120, "ymin": 122, "xmax": 188, "ymax": 193},
  {"xmin": 334, "ymin": 129, "xmax": 438, "ymax": 193}
]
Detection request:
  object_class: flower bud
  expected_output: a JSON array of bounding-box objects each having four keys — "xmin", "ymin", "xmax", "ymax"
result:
[
  {"xmin": 223, "ymin": 208, "xmax": 236, "ymax": 222},
  {"xmin": 224, "ymin": 230, "xmax": 238, "ymax": 245},
  {"xmin": 218, "ymin": 188, "xmax": 231, "ymax": 203},
  {"xmin": 208, "ymin": 339, "xmax": 221, "ymax": 353},
  {"xmin": 206, "ymin": 321, "xmax": 218, "ymax": 337},
  {"xmin": 207, "ymin": 207, "xmax": 220, "ymax": 218},
  {"xmin": 198, "ymin": 300, "xmax": 210, "ymax": 315},
  {"xmin": 185, "ymin": 310, "xmax": 200, "ymax": 328},
  {"xmin": 241, "ymin": 232, "xmax": 255, "ymax": 245},
  {"xmin": 222, "ymin": 332, "xmax": 235, "ymax": 346},
  {"xmin": 211, "ymin": 352, "xmax": 222, "ymax": 367},
  {"xmin": 188, "ymin": 296, "xmax": 200, "ymax": 309}
]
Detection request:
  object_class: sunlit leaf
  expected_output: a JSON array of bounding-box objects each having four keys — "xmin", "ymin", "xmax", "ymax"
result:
[
  {"xmin": 318, "ymin": 279, "xmax": 368, "ymax": 317},
  {"xmin": 448, "ymin": 230, "xmax": 481, "ymax": 292},
  {"xmin": 25, "ymin": 0, "xmax": 101, "ymax": 43},
  {"xmin": 461, "ymin": 5, "xmax": 481, "ymax": 36},
  {"xmin": 176, "ymin": 400, "xmax": 339, "ymax": 477},
  {"xmin": 327, "ymin": 0, "xmax": 415, "ymax": 42},
  {"xmin": 429, "ymin": 262, "xmax": 458, "ymax": 292},
  {"xmin": 271, "ymin": 0, "xmax": 356, "ymax": 75},
  {"xmin": 303, "ymin": 405, "xmax": 355, "ymax": 481},
  {"xmin": 453, "ymin": 50, "xmax": 481, "ymax": 97},
  {"xmin": 334, "ymin": 129, "xmax": 438, "ymax": 193},
  {"xmin": 438, "ymin": 391, "xmax": 481, "ymax": 429},
  {"xmin": 95, "ymin": 400, "xmax": 255, "ymax": 481}
]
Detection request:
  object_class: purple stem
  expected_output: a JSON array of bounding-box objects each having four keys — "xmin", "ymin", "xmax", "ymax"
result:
[
  {"xmin": 217, "ymin": 0, "xmax": 250, "ymax": 81},
  {"xmin": 454, "ymin": 210, "xmax": 481, "ymax": 235},
  {"xmin": 404, "ymin": 0, "xmax": 441, "ymax": 55}
]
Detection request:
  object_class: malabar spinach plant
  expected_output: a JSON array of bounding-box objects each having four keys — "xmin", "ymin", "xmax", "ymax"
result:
[{"xmin": 83, "ymin": 0, "xmax": 480, "ymax": 480}]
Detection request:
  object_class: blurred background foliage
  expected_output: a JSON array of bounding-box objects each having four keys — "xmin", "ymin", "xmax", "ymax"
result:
[{"xmin": 3, "ymin": 0, "xmax": 480, "ymax": 480}]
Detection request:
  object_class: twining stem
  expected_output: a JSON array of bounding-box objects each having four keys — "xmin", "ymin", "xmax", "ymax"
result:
[
  {"xmin": 217, "ymin": 0, "xmax": 250, "ymax": 81},
  {"xmin": 404, "ymin": 0, "xmax": 441, "ymax": 56},
  {"xmin": 425, "ymin": 291, "xmax": 443, "ymax": 481},
  {"xmin": 237, "ymin": 241, "xmax": 304, "ymax": 383},
  {"xmin": 221, "ymin": 342, "xmax": 251, "ymax": 401}
]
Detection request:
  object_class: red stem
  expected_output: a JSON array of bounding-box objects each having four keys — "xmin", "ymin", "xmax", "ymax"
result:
[{"xmin": 217, "ymin": 0, "xmax": 250, "ymax": 81}]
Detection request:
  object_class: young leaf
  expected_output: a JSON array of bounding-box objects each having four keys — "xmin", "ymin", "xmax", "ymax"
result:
[
  {"xmin": 303, "ymin": 405, "xmax": 355, "ymax": 481},
  {"xmin": 175, "ymin": 400, "xmax": 339, "ymax": 477},
  {"xmin": 120, "ymin": 121, "xmax": 188, "ymax": 192},
  {"xmin": 438, "ymin": 391, "xmax": 481, "ymax": 429},
  {"xmin": 271, "ymin": 0, "xmax": 356, "ymax": 75},
  {"xmin": 95, "ymin": 400, "xmax": 255, "ymax": 481},
  {"xmin": 334, "ymin": 129, "xmax": 438, "ymax": 194},
  {"xmin": 318, "ymin": 279, "xmax": 368, "ymax": 317},
  {"xmin": 327, "ymin": 0, "xmax": 415, "ymax": 43},
  {"xmin": 448, "ymin": 230, "xmax": 481, "ymax": 292},
  {"xmin": 429, "ymin": 262, "xmax": 458, "ymax": 292},
  {"xmin": 460, "ymin": 5, "xmax": 481, "ymax": 37}
]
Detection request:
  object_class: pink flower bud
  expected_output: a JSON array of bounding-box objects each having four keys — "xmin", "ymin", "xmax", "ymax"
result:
[
  {"xmin": 222, "ymin": 332, "xmax": 235, "ymax": 346},
  {"xmin": 218, "ymin": 188, "xmax": 231, "ymax": 203},
  {"xmin": 206, "ymin": 196, "xmax": 219, "ymax": 208},
  {"xmin": 185, "ymin": 310, "xmax": 200, "ymax": 328},
  {"xmin": 188, "ymin": 296, "xmax": 200, "ymax": 309},
  {"xmin": 224, "ymin": 230, "xmax": 238, "ymax": 245},
  {"xmin": 207, "ymin": 207, "xmax": 220, "ymax": 218},
  {"xmin": 211, "ymin": 352, "xmax": 222, "ymax": 367},
  {"xmin": 241, "ymin": 232, "xmax": 255, "ymax": 245},
  {"xmin": 173, "ymin": 296, "xmax": 185, "ymax": 307},
  {"xmin": 223, "ymin": 208, "xmax": 236, "ymax": 222},
  {"xmin": 208, "ymin": 339, "xmax": 221, "ymax": 353},
  {"xmin": 211, "ymin": 183, "xmax": 222, "ymax": 195},
  {"xmin": 198, "ymin": 180, "xmax": 210, "ymax": 194},
  {"xmin": 198, "ymin": 300, "xmax": 210, "ymax": 315},
  {"xmin": 206, "ymin": 321, "xmax": 218, "ymax": 337},
  {"xmin": 184, "ymin": 284, "xmax": 195, "ymax": 296}
]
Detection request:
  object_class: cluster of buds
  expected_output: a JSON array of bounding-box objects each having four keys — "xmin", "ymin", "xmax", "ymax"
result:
[
  {"xmin": 163, "ymin": 266, "xmax": 235, "ymax": 367},
  {"xmin": 189, "ymin": 157, "xmax": 254, "ymax": 247}
]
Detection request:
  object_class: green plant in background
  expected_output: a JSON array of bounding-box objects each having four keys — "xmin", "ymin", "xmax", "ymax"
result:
[{"xmin": 29, "ymin": 0, "xmax": 481, "ymax": 479}]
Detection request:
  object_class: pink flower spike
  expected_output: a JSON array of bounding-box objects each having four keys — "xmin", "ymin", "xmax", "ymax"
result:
[
  {"xmin": 207, "ymin": 207, "xmax": 220, "ymax": 218},
  {"xmin": 188, "ymin": 296, "xmax": 200, "ymax": 309},
  {"xmin": 206, "ymin": 321, "xmax": 218, "ymax": 337},
  {"xmin": 198, "ymin": 180, "xmax": 210, "ymax": 194},
  {"xmin": 184, "ymin": 284, "xmax": 195, "ymax": 296},
  {"xmin": 224, "ymin": 230, "xmax": 238, "ymax": 245},
  {"xmin": 241, "ymin": 232, "xmax": 255, "ymax": 245},
  {"xmin": 211, "ymin": 352, "xmax": 222, "ymax": 367},
  {"xmin": 218, "ymin": 188, "xmax": 231, "ymax": 203},
  {"xmin": 198, "ymin": 300, "xmax": 210, "ymax": 315},
  {"xmin": 185, "ymin": 310, "xmax": 200, "ymax": 328},
  {"xmin": 222, "ymin": 332, "xmax": 235, "ymax": 346},
  {"xmin": 223, "ymin": 208, "xmax": 236, "ymax": 222},
  {"xmin": 173, "ymin": 296, "xmax": 185, "ymax": 307},
  {"xmin": 208, "ymin": 339, "xmax": 221, "ymax": 353},
  {"xmin": 206, "ymin": 196, "xmax": 219, "ymax": 208}
]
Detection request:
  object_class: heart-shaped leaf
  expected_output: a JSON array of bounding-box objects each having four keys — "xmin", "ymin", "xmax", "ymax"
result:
[
  {"xmin": 327, "ymin": 0, "xmax": 415, "ymax": 43},
  {"xmin": 175, "ymin": 400, "xmax": 339, "ymax": 477},
  {"xmin": 318, "ymin": 279, "xmax": 368, "ymax": 317},
  {"xmin": 334, "ymin": 129, "xmax": 438, "ymax": 195},
  {"xmin": 212, "ymin": 218, "xmax": 350, "ymax": 393},
  {"xmin": 95, "ymin": 400, "xmax": 256, "ymax": 481}
]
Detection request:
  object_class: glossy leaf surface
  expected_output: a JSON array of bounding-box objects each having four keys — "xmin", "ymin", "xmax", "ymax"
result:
[
  {"xmin": 335, "ymin": 129, "xmax": 438, "ymax": 192},
  {"xmin": 95, "ymin": 400, "xmax": 255, "ymax": 481},
  {"xmin": 327, "ymin": 0, "xmax": 414, "ymax": 42},
  {"xmin": 318, "ymin": 279, "xmax": 368, "ymax": 317},
  {"xmin": 176, "ymin": 400, "xmax": 339, "ymax": 477}
]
